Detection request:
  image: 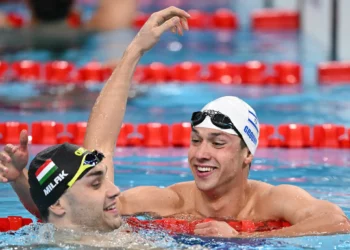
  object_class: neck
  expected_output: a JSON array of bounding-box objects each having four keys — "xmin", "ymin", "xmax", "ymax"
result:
[
  {"xmin": 49, "ymin": 217, "xmax": 83, "ymax": 233},
  {"xmin": 195, "ymin": 174, "xmax": 250, "ymax": 219}
]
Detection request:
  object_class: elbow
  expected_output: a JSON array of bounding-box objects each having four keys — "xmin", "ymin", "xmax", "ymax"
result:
[
  {"xmin": 338, "ymin": 215, "xmax": 350, "ymax": 233},
  {"xmin": 318, "ymin": 202, "xmax": 350, "ymax": 233},
  {"xmin": 329, "ymin": 214, "xmax": 350, "ymax": 233}
]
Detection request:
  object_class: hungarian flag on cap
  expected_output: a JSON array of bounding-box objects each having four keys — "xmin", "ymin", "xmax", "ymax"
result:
[{"xmin": 35, "ymin": 159, "xmax": 58, "ymax": 185}]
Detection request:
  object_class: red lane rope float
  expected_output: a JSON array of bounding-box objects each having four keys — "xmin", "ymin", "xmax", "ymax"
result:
[
  {"xmin": 0, "ymin": 60, "xmax": 302, "ymax": 86},
  {"xmin": 0, "ymin": 122, "xmax": 349, "ymax": 149},
  {"xmin": 45, "ymin": 61, "xmax": 75, "ymax": 84},
  {"xmin": 251, "ymin": 10, "xmax": 300, "ymax": 31},
  {"xmin": 0, "ymin": 216, "xmax": 33, "ymax": 232},
  {"xmin": 127, "ymin": 217, "xmax": 291, "ymax": 235},
  {"xmin": 318, "ymin": 62, "xmax": 350, "ymax": 84},
  {"xmin": 5, "ymin": 12, "xmax": 25, "ymax": 29},
  {"xmin": 11, "ymin": 60, "xmax": 41, "ymax": 81},
  {"xmin": 0, "ymin": 61, "xmax": 8, "ymax": 81}
]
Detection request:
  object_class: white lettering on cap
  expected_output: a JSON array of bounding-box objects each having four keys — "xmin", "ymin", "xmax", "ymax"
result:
[{"xmin": 43, "ymin": 170, "xmax": 68, "ymax": 196}]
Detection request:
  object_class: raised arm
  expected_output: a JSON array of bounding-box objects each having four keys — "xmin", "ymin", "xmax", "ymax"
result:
[
  {"xmin": 0, "ymin": 6, "xmax": 190, "ymax": 219},
  {"xmin": 83, "ymin": 6, "xmax": 190, "ymax": 182}
]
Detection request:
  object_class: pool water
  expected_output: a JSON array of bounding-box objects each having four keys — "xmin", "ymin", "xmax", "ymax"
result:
[
  {"xmin": 0, "ymin": 0, "xmax": 350, "ymax": 249},
  {"xmin": 0, "ymin": 147, "xmax": 349, "ymax": 249}
]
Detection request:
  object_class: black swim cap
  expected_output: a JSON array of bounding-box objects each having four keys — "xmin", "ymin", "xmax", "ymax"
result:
[{"xmin": 28, "ymin": 143, "xmax": 104, "ymax": 212}]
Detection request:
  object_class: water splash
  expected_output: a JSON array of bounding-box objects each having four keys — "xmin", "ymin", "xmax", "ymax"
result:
[{"xmin": 0, "ymin": 223, "xmax": 206, "ymax": 249}]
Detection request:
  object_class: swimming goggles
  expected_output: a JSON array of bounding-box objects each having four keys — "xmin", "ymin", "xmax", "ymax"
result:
[
  {"xmin": 68, "ymin": 150, "xmax": 105, "ymax": 187},
  {"xmin": 191, "ymin": 110, "xmax": 242, "ymax": 137},
  {"xmin": 84, "ymin": 150, "xmax": 105, "ymax": 166}
]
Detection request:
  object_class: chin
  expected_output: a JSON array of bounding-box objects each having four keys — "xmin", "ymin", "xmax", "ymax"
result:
[
  {"xmin": 194, "ymin": 179, "xmax": 216, "ymax": 192},
  {"xmin": 109, "ymin": 218, "xmax": 123, "ymax": 230}
]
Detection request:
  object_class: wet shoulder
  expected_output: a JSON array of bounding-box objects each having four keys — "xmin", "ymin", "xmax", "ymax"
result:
[
  {"xmin": 244, "ymin": 180, "xmax": 274, "ymax": 217},
  {"xmin": 247, "ymin": 180, "xmax": 286, "ymax": 220},
  {"xmin": 168, "ymin": 181, "xmax": 196, "ymax": 202},
  {"xmin": 248, "ymin": 180, "xmax": 274, "ymax": 197}
]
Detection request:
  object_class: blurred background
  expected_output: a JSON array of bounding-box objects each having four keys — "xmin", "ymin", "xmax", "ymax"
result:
[{"xmin": 0, "ymin": 0, "xmax": 349, "ymax": 122}]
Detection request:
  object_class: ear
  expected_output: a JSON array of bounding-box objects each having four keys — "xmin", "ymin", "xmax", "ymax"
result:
[
  {"xmin": 48, "ymin": 199, "xmax": 66, "ymax": 217},
  {"xmin": 243, "ymin": 150, "xmax": 253, "ymax": 166}
]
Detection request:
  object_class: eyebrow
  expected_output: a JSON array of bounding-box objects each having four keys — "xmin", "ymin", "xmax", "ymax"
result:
[
  {"xmin": 192, "ymin": 129, "xmax": 230, "ymax": 139},
  {"xmin": 85, "ymin": 165, "xmax": 107, "ymax": 178},
  {"xmin": 192, "ymin": 128, "xmax": 199, "ymax": 134},
  {"xmin": 209, "ymin": 132, "xmax": 227, "ymax": 137}
]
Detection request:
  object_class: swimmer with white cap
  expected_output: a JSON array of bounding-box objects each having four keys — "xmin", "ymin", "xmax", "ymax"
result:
[
  {"xmin": 193, "ymin": 96, "xmax": 259, "ymax": 155},
  {"xmin": 1, "ymin": 20, "xmax": 350, "ymax": 240}
]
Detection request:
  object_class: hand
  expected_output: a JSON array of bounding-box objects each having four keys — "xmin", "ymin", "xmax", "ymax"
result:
[
  {"xmin": 130, "ymin": 6, "xmax": 190, "ymax": 54},
  {"xmin": 194, "ymin": 220, "xmax": 240, "ymax": 238},
  {"xmin": 0, "ymin": 130, "xmax": 29, "ymax": 182}
]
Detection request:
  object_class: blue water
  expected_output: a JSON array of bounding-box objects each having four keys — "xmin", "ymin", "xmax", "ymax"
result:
[{"xmin": 1, "ymin": 0, "xmax": 350, "ymax": 249}]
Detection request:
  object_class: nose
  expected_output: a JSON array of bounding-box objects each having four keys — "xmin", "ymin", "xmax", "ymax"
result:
[
  {"xmin": 194, "ymin": 141, "xmax": 212, "ymax": 161},
  {"xmin": 106, "ymin": 179, "xmax": 121, "ymax": 199}
]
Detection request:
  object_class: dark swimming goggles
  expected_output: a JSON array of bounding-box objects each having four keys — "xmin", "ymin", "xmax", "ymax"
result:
[
  {"xmin": 84, "ymin": 150, "xmax": 105, "ymax": 166},
  {"xmin": 69, "ymin": 150, "xmax": 106, "ymax": 187},
  {"xmin": 191, "ymin": 110, "xmax": 242, "ymax": 137}
]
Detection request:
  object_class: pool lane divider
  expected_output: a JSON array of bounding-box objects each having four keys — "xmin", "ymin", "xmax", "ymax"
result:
[
  {"xmin": 0, "ymin": 216, "xmax": 33, "ymax": 232},
  {"xmin": 1, "ymin": 60, "xmax": 350, "ymax": 85},
  {"xmin": 0, "ymin": 122, "xmax": 349, "ymax": 149},
  {"xmin": 0, "ymin": 60, "xmax": 302, "ymax": 85}
]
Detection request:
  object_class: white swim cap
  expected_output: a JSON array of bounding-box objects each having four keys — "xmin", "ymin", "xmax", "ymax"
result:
[{"xmin": 194, "ymin": 96, "xmax": 259, "ymax": 155}]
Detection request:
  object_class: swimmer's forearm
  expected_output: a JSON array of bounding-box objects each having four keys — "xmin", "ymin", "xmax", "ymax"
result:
[
  {"xmin": 84, "ymin": 44, "xmax": 142, "ymax": 178},
  {"xmin": 243, "ymin": 214, "xmax": 350, "ymax": 238},
  {"xmin": 10, "ymin": 169, "xmax": 40, "ymax": 218}
]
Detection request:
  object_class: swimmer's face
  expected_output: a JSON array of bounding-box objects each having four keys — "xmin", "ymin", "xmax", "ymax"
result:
[
  {"xmin": 188, "ymin": 127, "xmax": 250, "ymax": 192},
  {"xmin": 61, "ymin": 163, "xmax": 121, "ymax": 232}
]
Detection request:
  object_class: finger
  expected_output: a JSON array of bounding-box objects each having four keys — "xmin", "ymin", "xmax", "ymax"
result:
[
  {"xmin": 0, "ymin": 150, "xmax": 12, "ymax": 162},
  {"xmin": 151, "ymin": 6, "xmax": 190, "ymax": 26},
  {"xmin": 0, "ymin": 176, "xmax": 8, "ymax": 183},
  {"xmin": 3, "ymin": 144, "xmax": 15, "ymax": 156},
  {"xmin": 171, "ymin": 26, "xmax": 176, "ymax": 34},
  {"xmin": 19, "ymin": 129, "xmax": 28, "ymax": 151},
  {"xmin": 181, "ymin": 17, "xmax": 189, "ymax": 30},
  {"xmin": 194, "ymin": 222, "xmax": 212, "ymax": 229},
  {"xmin": 175, "ymin": 22, "xmax": 183, "ymax": 36},
  {"xmin": 193, "ymin": 228, "xmax": 206, "ymax": 235},
  {"xmin": 154, "ymin": 16, "xmax": 181, "ymax": 36},
  {"xmin": 0, "ymin": 164, "xmax": 8, "ymax": 174},
  {"xmin": 194, "ymin": 227, "xmax": 217, "ymax": 236}
]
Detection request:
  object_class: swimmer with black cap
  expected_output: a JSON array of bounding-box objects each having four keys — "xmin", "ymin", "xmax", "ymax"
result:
[
  {"xmin": 0, "ymin": 6, "xmax": 191, "ymax": 236},
  {"xmin": 27, "ymin": 143, "xmax": 121, "ymax": 231}
]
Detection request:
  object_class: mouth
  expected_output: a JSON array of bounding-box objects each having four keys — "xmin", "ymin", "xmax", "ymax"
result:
[
  {"xmin": 196, "ymin": 165, "xmax": 216, "ymax": 172},
  {"xmin": 104, "ymin": 203, "xmax": 118, "ymax": 214},
  {"xmin": 194, "ymin": 165, "xmax": 217, "ymax": 177}
]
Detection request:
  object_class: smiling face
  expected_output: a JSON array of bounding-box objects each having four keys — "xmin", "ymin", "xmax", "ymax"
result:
[
  {"xmin": 60, "ymin": 162, "xmax": 121, "ymax": 232},
  {"xmin": 188, "ymin": 127, "xmax": 251, "ymax": 193}
]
